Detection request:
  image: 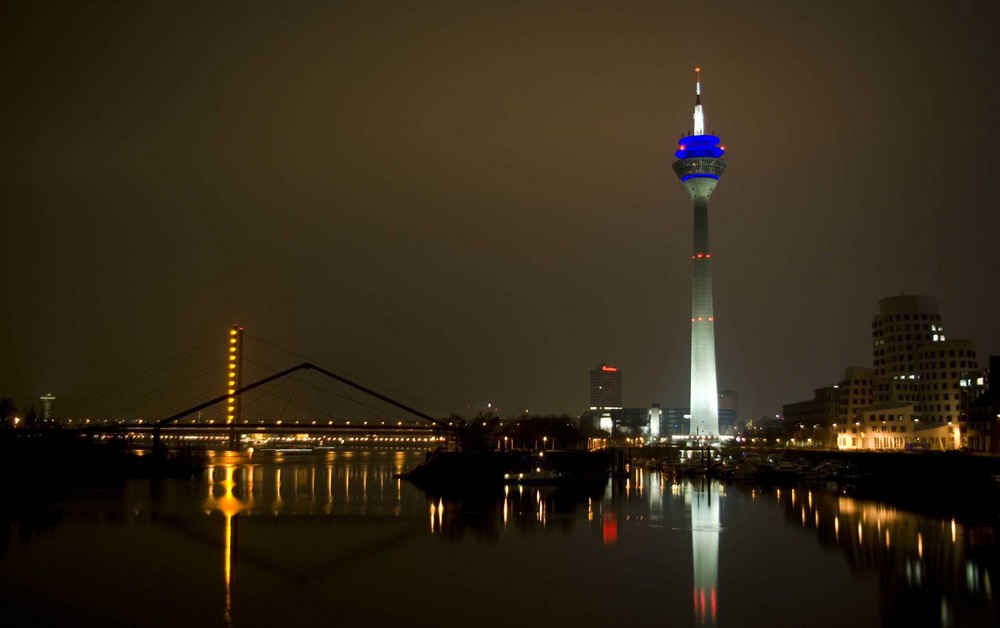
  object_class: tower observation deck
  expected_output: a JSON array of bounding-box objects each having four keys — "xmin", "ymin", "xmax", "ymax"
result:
[{"xmin": 672, "ymin": 67, "xmax": 727, "ymax": 438}]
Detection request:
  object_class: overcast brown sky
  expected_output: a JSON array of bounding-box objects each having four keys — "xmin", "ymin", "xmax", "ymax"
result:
[{"xmin": 2, "ymin": 1, "xmax": 999, "ymax": 422}]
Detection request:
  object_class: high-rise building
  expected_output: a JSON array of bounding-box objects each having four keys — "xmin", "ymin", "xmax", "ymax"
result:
[
  {"xmin": 590, "ymin": 363, "xmax": 622, "ymax": 408},
  {"xmin": 871, "ymin": 295, "xmax": 943, "ymax": 379},
  {"xmin": 718, "ymin": 389, "xmax": 737, "ymax": 435},
  {"xmin": 673, "ymin": 68, "xmax": 727, "ymax": 437},
  {"xmin": 872, "ymin": 295, "xmax": 975, "ymax": 448},
  {"xmin": 589, "ymin": 363, "xmax": 622, "ymax": 432},
  {"xmin": 40, "ymin": 394, "xmax": 55, "ymax": 424},
  {"xmin": 825, "ymin": 296, "xmax": 979, "ymax": 450},
  {"xmin": 917, "ymin": 338, "xmax": 979, "ymax": 427},
  {"xmin": 871, "ymin": 295, "xmax": 942, "ymax": 406}
]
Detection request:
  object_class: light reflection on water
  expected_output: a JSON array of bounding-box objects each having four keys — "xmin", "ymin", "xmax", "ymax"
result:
[{"xmin": 1, "ymin": 450, "xmax": 998, "ymax": 627}]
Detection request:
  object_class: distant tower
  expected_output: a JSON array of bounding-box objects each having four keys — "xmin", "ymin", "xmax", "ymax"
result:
[
  {"xmin": 40, "ymin": 394, "xmax": 56, "ymax": 424},
  {"xmin": 673, "ymin": 67, "xmax": 727, "ymax": 437}
]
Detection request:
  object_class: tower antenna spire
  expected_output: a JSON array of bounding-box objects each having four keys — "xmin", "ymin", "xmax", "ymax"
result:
[{"xmin": 693, "ymin": 66, "xmax": 705, "ymax": 135}]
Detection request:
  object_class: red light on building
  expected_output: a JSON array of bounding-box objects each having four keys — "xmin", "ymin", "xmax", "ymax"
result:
[{"xmin": 601, "ymin": 365, "xmax": 618, "ymax": 372}]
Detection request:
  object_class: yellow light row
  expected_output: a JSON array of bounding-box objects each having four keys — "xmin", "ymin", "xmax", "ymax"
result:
[{"xmin": 227, "ymin": 325, "xmax": 242, "ymax": 424}]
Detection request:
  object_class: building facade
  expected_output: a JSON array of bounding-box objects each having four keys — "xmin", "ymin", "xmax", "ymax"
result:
[
  {"xmin": 872, "ymin": 295, "xmax": 943, "ymax": 379},
  {"xmin": 830, "ymin": 296, "xmax": 980, "ymax": 450},
  {"xmin": 784, "ymin": 386, "xmax": 841, "ymax": 447},
  {"xmin": 967, "ymin": 356, "xmax": 998, "ymax": 452},
  {"xmin": 718, "ymin": 389, "xmax": 737, "ymax": 436}
]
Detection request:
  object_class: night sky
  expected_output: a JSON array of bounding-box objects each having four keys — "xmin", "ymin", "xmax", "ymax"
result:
[{"xmin": 3, "ymin": 1, "xmax": 999, "ymax": 422}]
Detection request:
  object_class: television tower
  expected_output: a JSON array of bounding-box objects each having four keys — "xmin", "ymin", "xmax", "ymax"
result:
[{"xmin": 672, "ymin": 67, "xmax": 727, "ymax": 437}]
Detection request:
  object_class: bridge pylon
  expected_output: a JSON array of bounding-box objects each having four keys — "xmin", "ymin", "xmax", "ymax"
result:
[{"xmin": 226, "ymin": 324, "xmax": 244, "ymax": 450}]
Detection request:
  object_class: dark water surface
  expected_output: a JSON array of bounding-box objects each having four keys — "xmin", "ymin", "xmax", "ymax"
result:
[{"xmin": 1, "ymin": 449, "xmax": 997, "ymax": 627}]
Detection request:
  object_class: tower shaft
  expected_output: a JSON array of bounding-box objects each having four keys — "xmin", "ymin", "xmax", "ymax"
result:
[{"xmin": 690, "ymin": 191, "xmax": 718, "ymax": 436}]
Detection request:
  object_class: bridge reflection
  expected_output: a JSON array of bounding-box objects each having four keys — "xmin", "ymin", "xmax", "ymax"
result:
[
  {"xmin": 199, "ymin": 450, "xmax": 428, "ymax": 626},
  {"xmin": 192, "ymin": 454, "xmax": 995, "ymax": 627}
]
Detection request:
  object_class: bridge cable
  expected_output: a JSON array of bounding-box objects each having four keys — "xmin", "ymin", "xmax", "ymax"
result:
[
  {"xmin": 93, "ymin": 362, "xmax": 221, "ymax": 420},
  {"xmin": 62, "ymin": 335, "xmax": 225, "ymax": 415},
  {"xmin": 277, "ymin": 371, "xmax": 303, "ymax": 422},
  {"xmin": 243, "ymin": 358, "xmax": 406, "ymax": 423},
  {"xmin": 155, "ymin": 363, "xmax": 449, "ymax": 428},
  {"xmin": 244, "ymin": 332, "xmax": 457, "ymax": 417},
  {"xmin": 235, "ymin": 376, "xmax": 303, "ymax": 422}
]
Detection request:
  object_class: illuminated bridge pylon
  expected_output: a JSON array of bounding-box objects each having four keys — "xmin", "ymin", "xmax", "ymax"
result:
[{"xmin": 226, "ymin": 324, "xmax": 243, "ymax": 448}]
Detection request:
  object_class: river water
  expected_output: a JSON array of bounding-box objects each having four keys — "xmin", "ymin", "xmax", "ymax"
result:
[{"xmin": 1, "ymin": 449, "xmax": 997, "ymax": 627}]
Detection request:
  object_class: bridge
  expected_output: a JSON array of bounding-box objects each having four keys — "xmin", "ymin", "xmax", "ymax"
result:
[{"xmin": 63, "ymin": 326, "xmax": 457, "ymax": 451}]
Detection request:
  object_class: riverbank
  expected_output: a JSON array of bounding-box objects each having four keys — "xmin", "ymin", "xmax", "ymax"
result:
[
  {"xmin": 0, "ymin": 430, "xmax": 204, "ymax": 497},
  {"xmin": 634, "ymin": 446, "xmax": 1000, "ymax": 523}
]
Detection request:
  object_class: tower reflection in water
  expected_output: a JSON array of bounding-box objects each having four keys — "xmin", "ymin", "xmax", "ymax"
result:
[{"xmin": 689, "ymin": 478, "xmax": 720, "ymax": 626}]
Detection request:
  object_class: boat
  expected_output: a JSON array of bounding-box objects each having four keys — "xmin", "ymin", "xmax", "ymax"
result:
[
  {"xmin": 503, "ymin": 468, "xmax": 608, "ymax": 486},
  {"xmin": 253, "ymin": 447, "xmax": 315, "ymax": 455},
  {"xmin": 398, "ymin": 449, "xmax": 612, "ymax": 490}
]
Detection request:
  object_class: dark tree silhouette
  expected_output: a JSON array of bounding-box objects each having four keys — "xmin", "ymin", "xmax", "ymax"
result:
[{"xmin": 0, "ymin": 397, "xmax": 16, "ymax": 429}]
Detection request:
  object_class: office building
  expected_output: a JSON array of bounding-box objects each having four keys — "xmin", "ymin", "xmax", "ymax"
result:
[{"xmin": 590, "ymin": 363, "xmax": 622, "ymax": 432}]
